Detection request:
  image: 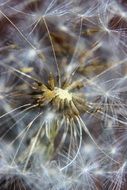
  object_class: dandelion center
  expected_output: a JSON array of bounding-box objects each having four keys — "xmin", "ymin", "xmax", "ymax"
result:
[
  {"xmin": 35, "ymin": 78, "xmax": 88, "ymax": 118},
  {"xmin": 54, "ymin": 87, "xmax": 72, "ymax": 101}
]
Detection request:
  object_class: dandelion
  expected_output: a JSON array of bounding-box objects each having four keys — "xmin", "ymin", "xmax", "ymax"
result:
[{"xmin": 0, "ymin": 0, "xmax": 127, "ymax": 189}]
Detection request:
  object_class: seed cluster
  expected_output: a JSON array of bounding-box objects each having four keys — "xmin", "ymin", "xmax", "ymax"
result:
[{"xmin": 34, "ymin": 77, "xmax": 88, "ymax": 119}]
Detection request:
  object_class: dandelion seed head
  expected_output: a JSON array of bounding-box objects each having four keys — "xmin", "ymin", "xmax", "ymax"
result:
[{"xmin": 0, "ymin": 0, "xmax": 127, "ymax": 189}]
